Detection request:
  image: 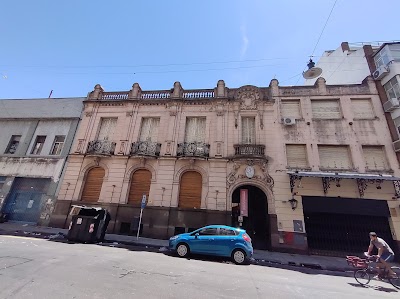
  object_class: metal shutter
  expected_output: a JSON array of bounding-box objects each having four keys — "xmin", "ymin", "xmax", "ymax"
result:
[
  {"xmin": 179, "ymin": 171, "xmax": 202, "ymax": 209},
  {"xmin": 319, "ymin": 146, "xmax": 351, "ymax": 169},
  {"xmin": 242, "ymin": 117, "xmax": 256, "ymax": 144},
  {"xmin": 363, "ymin": 146, "xmax": 388, "ymax": 171},
  {"xmin": 351, "ymin": 99, "xmax": 374, "ymax": 119},
  {"xmin": 286, "ymin": 145, "xmax": 308, "ymax": 168},
  {"xmin": 312, "ymin": 100, "xmax": 341, "ymax": 119},
  {"xmin": 98, "ymin": 118, "xmax": 117, "ymax": 141},
  {"xmin": 139, "ymin": 118, "xmax": 160, "ymax": 142},
  {"xmin": 81, "ymin": 167, "xmax": 105, "ymax": 202},
  {"xmin": 128, "ymin": 169, "xmax": 152, "ymax": 204},
  {"xmin": 281, "ymin": 100, "xmax": 301, "ymax": 118}
]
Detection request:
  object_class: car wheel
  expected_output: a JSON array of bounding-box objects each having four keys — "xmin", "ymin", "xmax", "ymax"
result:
[
  {"xmin": 176, "ymin": 243, "xmax": 190, "ymax": 258},
  {"xmin": 232, "ymin": 249, "xmax": 247, "ymax": 265}
]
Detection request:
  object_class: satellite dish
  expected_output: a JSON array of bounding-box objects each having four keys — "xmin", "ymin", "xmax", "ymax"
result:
[{"xmin": 302, "ymin": 59, "xmax": 322, "ymax": 79}]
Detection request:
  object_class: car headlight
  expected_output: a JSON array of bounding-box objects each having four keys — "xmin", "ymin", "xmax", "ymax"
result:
[{"xmin": 169, "ymin": 235, "xmax": 179, "ymax": 241}]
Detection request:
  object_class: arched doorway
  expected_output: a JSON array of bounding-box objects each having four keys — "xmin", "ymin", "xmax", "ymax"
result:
[
  {"xmin": 179, "ymin": 171, "xmax": 202, "ymax": 209},
  {"xmin": 232, "ymin": 185, "xmax": 269, "ymax": 250},
  {"xmin": 81, "ymin": 167, "xmax": 105, "ymax": 202},
  {"xmin": 128, "ymin": 169, "xmax": 152, "ymax": 204}
]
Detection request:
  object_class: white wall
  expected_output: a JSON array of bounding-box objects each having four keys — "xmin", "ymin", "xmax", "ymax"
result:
[{"xmin": 304, "ymin": 46, "xmax": 371, "ymax": 85}]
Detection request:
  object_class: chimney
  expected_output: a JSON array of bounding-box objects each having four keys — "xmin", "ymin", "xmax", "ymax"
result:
[{"xmin": 341, "ymin": 42, "xmax": 350, "ymax": 52}]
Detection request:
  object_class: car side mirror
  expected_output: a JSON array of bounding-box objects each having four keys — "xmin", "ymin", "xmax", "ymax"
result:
[{"xmin": 195, "ymin": 233, "xmax": 199, "ymax": 238}]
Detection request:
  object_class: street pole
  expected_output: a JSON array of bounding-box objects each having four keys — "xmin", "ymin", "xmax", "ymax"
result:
[
  {"xmin": 136, "ymin": 193, "xmax": 146, "ymax": 240},
  {"xmin": 136, "ymin": 208, "xmax": 143, "ymax": 240}
]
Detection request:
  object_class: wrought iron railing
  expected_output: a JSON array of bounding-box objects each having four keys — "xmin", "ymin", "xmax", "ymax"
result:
[
  {"xmin": 234, "ymin": 144, "xmax": 265, "ymax": 157},
  {"xmin": 87, "ymin": 140, "xmax": 116, "ymax": 155},
  {"xmin": 130, "ymin": 141, "xmax": 161, "ymax": 157},
  {"xmin": 177, "ymin": 142, "xmax": 210, "ymax": 158}
]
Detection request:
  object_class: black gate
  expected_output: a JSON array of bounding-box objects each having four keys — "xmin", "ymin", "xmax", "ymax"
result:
[
  {"xmin": 303, "ymin": 196, "xmax": 395, "ymax": 256},
  {"xmin": 2, "ymin": 178, "xmax": 50, "ymax": 223}
]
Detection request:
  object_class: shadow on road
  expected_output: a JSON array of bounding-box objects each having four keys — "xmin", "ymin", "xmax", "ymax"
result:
[{"xmin": 347, "ymin": 282, "xmax": 398, "ymax": 293}]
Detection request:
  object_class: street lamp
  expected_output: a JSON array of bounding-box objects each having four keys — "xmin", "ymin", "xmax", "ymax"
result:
[{"xmin": 288, "ymin": 197, "xmax": 298, "ymax": 210}]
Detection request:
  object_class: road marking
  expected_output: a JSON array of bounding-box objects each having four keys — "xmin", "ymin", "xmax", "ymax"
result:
[{"xmin": 0, "ymin": 235, "xmax": 41, "ymax": 241}]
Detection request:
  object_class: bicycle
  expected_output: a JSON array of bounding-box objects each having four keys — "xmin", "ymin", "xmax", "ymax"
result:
[{"xmin": 346, "ymin": 253, "xmax": 400, "ymax": 290}]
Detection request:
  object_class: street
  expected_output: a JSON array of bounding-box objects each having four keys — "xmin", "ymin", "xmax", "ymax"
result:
[{"xmin": 0, "ymin": 236, "xmax": 398, "ymax": 299}]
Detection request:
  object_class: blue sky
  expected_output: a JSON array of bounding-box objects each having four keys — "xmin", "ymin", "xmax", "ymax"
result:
[{"xmin": 0, "ymin": 0, "xmax": 399, "ymax": 99}]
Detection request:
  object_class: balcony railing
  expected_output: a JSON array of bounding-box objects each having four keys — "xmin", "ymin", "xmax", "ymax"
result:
[
  {"xmin": 87, "ymin": 140, "xmax": 116, "ymax": 155},
  {"xmin": 130, "ymin": 141, "xmax": 161, "ymax": 157},
  {"xmin": 177, "ymin": 142, "xmax": 210, "ymax": 158},
  {"xmin": 234, "ymin": 144, "xmax": 265, "ymax": 158}
]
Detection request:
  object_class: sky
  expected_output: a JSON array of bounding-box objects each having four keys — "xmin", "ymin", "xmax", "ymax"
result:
[{"xmin": 0, "ymin": 0, "xmax": 399, "ymax": 99}]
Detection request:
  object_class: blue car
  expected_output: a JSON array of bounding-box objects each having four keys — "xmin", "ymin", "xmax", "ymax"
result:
[{"xmin": 168, "ymin": 225, "xmax": 253, "ymax": 265}]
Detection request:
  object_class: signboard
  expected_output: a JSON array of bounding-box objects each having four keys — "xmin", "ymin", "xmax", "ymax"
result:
[
  {"xmin": 240, "ymin": 189, "xmax": 248, "ymax": 217},
  {"xmin": 141, "ymin": 194, "xmax": 147, "ymax": 209}
]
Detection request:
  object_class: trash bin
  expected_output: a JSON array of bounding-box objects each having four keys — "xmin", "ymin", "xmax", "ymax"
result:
[{"xmin": 67, "ymin": 205, "xmax": 111, "ymax": 243}]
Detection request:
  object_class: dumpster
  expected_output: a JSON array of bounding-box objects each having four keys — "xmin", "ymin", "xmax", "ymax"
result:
[{"xmin": 67, "ymin": 205, "xmax": 111, "ymax": 243}]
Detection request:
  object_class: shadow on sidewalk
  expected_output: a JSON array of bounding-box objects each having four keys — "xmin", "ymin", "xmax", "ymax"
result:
[{"xmin": 347, "ymin": 282, "xmax": 398, "ymax": 293}]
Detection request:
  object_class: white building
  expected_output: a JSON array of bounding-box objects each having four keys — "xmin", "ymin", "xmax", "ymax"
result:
[{"xmin": 0, "ymin": 98, "xmax": 84, "ymax": 225}]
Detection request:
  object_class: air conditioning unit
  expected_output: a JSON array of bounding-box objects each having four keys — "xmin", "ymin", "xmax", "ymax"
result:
[
  {"xmin": 393, "ymin": 140, "xmax": 400, "ymax": 152},
  {"xmin": 283, "ymin": 117, "xmax": 296, "ymax": 126},
  {"xmin": 372, "ymin": 65, "xmax": 389, "ymax": 80},
  {"xmin": 383, "ymin": 98, "xmax": 400, "ymax": 112}
]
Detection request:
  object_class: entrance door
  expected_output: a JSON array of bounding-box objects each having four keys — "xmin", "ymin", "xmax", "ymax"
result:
[
  {"xmin": 2, "ymin": 178, "xmax": 50, "ymax": 224},
  {"xmin": 232, "ymin": 185, "xmax": 269, "ymax": 250}
]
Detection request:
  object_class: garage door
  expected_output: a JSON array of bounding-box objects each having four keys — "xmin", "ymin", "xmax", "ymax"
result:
[
  {"xmin": 179, "ymin": 171, "xmax": 202, "ymax": 209},
  {"xmin": 128, "ymin": 169, "xmax": 152, "ymax": 204},
  {"xmin": 303, "ymin": 196, "xmax": 395, "ymax": 256},
  {"xmin": 81, "ymin": 167, "xmax": 105, "ymax": 202}
]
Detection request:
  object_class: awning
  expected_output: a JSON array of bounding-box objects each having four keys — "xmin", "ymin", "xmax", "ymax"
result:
[{"xmin": 288, "ymin": 171, "xmax": 400, "ymax": 198}]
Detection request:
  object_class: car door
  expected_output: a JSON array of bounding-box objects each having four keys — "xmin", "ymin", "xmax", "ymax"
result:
[
  {"xmin": 215, "ymin": 228, "xmax": 238, "ymax": 256},
  {"xmin": 189, "ymin": 228, "xmax": 219, "ymax": 255}
]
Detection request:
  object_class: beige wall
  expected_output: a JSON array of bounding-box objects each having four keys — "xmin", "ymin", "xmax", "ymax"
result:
[{"xmin": 58, "ymin": 78, "xmax": 400, "ymax": 243}]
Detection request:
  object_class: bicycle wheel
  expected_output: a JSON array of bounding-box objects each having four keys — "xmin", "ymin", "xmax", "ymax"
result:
[
  {"xmin": 389, "ymin": 267, "xmax": 400, "ymax": 290},
  {"xmin": 354, "ymin": 269, "xmax": 371, "ymax": 286}
]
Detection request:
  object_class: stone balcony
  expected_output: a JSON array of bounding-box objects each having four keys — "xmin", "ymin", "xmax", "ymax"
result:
[
  {"xmin": 130, "ymin": 141, "xmax": 161, "ymax": 157},
  {"xmin": 87, "ymin": 140, "xmax": 116, "ymax": 156},
  {"xmin": 234, "ymin": 144, "xmax": 265, "ymax": 159},
  {"xmin": 177, "ymin": 142, "xmax": 210, "ymax": 158}
]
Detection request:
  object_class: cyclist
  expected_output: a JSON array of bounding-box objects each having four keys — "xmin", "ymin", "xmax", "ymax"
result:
[{"xmin": 367, "ymin": 232, "xmax": 396, "ymax": 278}]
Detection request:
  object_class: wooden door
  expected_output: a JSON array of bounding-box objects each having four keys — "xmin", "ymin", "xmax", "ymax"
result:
[
  {"xmin": 81, "ymin": 167, "xmax": 105, "ymax": 202},
  {"xmin": 179, "ymin": 171, "xmax": 202, "ymax": 209},
  {"xmin": 128, "ymin": 169, "xmax": 152, "ymax": 204}
]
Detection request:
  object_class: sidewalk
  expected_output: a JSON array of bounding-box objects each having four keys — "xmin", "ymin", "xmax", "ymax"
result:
[{"xmin": 0, "ymin": 222, "xmax": 388, "ymax": 274}]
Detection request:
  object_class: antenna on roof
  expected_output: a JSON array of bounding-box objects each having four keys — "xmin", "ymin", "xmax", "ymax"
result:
[
  {"xmin": 48, "ymin": 90, "xmax": 53, "ymax": 98},
  {"xmin": 302, "ymin": 59, "xmax": 323, "ymax": 79}
]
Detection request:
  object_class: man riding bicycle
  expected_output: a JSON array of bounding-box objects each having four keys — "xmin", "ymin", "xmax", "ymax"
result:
[{"xmin": 367, "ymin": 232, "xmax": 396, "ymax": 278}]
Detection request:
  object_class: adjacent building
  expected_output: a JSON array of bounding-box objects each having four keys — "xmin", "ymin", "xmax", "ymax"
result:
[
  {"xmin": 50, "ymin": 78, "xmax": 400, "ymax": 255},
  {"xmin": 0, "ymin": 98, "xmax": 84, "ymax": 225}
]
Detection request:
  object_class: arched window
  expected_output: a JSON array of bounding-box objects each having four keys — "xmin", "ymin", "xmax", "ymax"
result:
[
  {"xmin": 128, "ymin": 169, "xmax": 152, "ymax": 204},
  {"xmin": 179, "ymin": 171, "xmax": 202, "ymax": 209},
  {"xmin": 81, "ymin": 167, "xmax": 105, "ymax": 202}
]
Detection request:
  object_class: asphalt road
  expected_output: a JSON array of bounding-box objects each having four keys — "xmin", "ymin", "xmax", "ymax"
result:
[{"xmin": 0, "ymin": 235, "xmax": 398, "ymax": 299}]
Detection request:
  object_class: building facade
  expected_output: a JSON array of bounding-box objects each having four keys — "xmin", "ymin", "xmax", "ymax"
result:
[
  {"xmin": 0, "ymin": 98, "xmax": 84, "ymax": 225},
  {"xmin": 51, "ymin": 78, "xmax": 400, "ymax": 255}
]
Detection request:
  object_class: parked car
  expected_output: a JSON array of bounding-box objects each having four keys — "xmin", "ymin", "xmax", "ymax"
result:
[{"xmin": 168, "ymin": 225, "xmax": 253, "ymax": 265}]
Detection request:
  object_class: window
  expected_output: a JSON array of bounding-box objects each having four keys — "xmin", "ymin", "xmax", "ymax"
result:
[
  {"xmin": 374, "ymin": 47, "xmax": 390, "ymax": 68},
  {"xmin": 0, "ymin": 176, "xmax": 6, "ymax": 190},
  {"xmin": 198, "ymin": 228, "xmax": 218, "ymax": 236},
  {"xmin": 31, "ymin": 136, "xmax": 46, "ymax": 155},
  {"xmin": 5, "ymin": 135, "xmax": 21, "ymax": 154},
  {"xmin": 384, "ymin": 76, "xmax": 400, "ymax": 100},
  {"xmin": 394, "ymin": 116, "xmax": 400, "ymax": 136},
  {"xmin": 139, "ymin": 118, "xmax": 160, "ymax": 142},
  {"xmin": 50, "ymin": 136, "xmax": 65, "ymax": 155},
  {"xmin": 219, "ymin": 228, "xmax": 238, "ymax": 236},
  {"xmin": 311, "ymin": 100, "xmax": 341, "ymax": 119},
  {"xmin": 184, "ymin": 117, "xmax": 206, "ymax": 143},
  {"xmin": 97, "ymin": 118, "xmax": 117, "ymax": 141},
  {"xmin": 281, "ymin": 100, "xmax": 301, "ymax": 119},
  {"xmin": 363, "ymin": 146, "xmax": 388, "ymax": 171},
  {"xmin": 286, "ymin": 144, "xmax": 308, "ymax": 168},
  {"xmin": 318, "ymin": 145, "xmax": 352, "ymax": 170},
  {"xmin": 241, "ymin": 117, "xmax": 256, "ymax": 144},
  {"xmin": 351, "ymin": 99, "xmax": 374, "ymax": 119}
]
